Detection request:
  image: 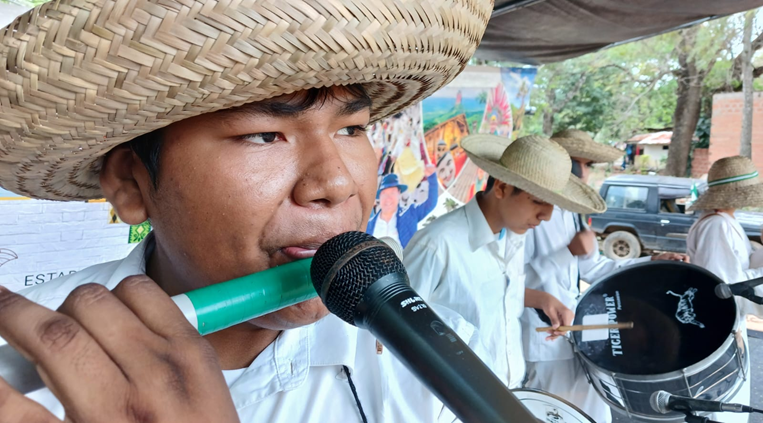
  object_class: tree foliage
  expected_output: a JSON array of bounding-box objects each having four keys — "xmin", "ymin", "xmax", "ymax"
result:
[{"xmin": 521, "ymin": 8, "xmax": 763, "ymax": 174}]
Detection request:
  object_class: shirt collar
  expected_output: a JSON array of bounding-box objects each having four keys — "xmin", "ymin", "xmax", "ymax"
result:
[
  {"xmin": 465, "ymin": 196, "xmax": 525, "ymax": 252},
  {"xmin": 227, "ymin": 315, "xmax": 357, "ymax": 409},
  {"xmin": 465, "ymin": 196, "xmax": 498, "ymax": 252}
]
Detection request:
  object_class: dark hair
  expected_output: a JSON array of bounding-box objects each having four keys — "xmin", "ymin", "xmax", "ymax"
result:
[
  {"xmin": 485, "ymin": 175, "xmax": 496, "ymax": 191},
  {"xmin": 484, "ymin": 176, "xmax": 523, "ymax": 196},
  {"xmin": 127, "ymin": 85, "xmax": 371, "ymax": 188}
]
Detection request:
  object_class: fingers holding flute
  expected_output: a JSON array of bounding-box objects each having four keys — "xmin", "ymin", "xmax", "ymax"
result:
[{"xmin": 0, "ymin": 279, "xmax": 240, "ymax": 423}]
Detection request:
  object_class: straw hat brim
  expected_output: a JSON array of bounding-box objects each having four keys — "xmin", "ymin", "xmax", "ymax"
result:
[
  {"xmin": 688, "ymin": 184, "xmax": 763, "ymax": 211},
  {"xmin": 0, "ymin": 0, "xmax": 491, "ymax": 201},
  {"xmin": 461, "ymin": 135, "xmax": 606, "ymax": 215},
  {"xmin": 551, "ymin": 137, "xmax": 624, "ymax": 164}
]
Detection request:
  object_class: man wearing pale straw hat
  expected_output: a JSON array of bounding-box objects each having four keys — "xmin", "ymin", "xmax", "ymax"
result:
[
  {"xmin": 0, "ymin": 0, "xmax": 494, "ymax": 421},
  {"xmin": 520, "ymin": 128, "xmax": 687, "ymax": 422},
  {"xmin": 687, "ymin": 155, "xmax": 763, "ymax": 423},
  {"xmin": 404, "ymin": 133, "xmax": 603, "ymax": 389}
]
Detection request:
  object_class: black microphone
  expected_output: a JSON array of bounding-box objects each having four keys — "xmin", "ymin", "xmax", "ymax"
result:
[
  {"xmin": 650, "ymin": 390, "xmax": 753, "ymax": 414},
  {"xmin": 310, "ymin": 231, "xmax": 537, "ymax": 423},
  {"xmin": 715, "ymin": 278, "xmax": 763, "ymax": 304}
]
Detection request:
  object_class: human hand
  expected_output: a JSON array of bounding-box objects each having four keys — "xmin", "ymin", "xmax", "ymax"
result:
[
  {"xmin": 0, "ymin": 276, "xmax": 240, "ymax": 423},
  {"xmin": 539, "ymin": 294, "xmax": 575, "ymax": 341},
  {"xmin": 652, "ymin": 252, "xmax": 689, "ymax": 263}
]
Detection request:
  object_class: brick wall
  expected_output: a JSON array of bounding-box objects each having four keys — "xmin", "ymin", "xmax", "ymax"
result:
[
  {"xmin": 0, "ymin": 200, "xmax": 140, "ymax": 292},
  {"xmin": 709, "ymin": 92, "xmax": 763, "ymax": 172},
  {"xmin": 691, "ymin": 148, "xmax": 710, "ymax": 178}
]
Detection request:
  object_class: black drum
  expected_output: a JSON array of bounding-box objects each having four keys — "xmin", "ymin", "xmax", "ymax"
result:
[{"xmin": 572, "ymin": 261, "xmax": 748, "ymax": 421}]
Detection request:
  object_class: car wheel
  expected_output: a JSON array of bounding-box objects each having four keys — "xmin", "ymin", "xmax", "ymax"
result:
[
  {"xmin": 603, "ymin": 231, "xmax": 641, "ymax": 260},
  {"xmin": 751, "ymin": 241, "xmax": 763, "ymax": 251}
]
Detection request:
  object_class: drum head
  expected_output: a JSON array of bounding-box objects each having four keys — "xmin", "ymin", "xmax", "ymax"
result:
[
  {"xmin": 574, "ymin": 262, "xmax": 736, "ymax": 375},
  {"xmin": 512, "ymin": 389, "xmax": 594, "ymax": 423}
]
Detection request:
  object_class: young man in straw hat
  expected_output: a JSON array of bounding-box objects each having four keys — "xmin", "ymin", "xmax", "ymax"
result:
[
  {"xmin": 404, "ymin": 134, "xmax": 603, "ymax": 389},
  {"xmin": 687, "ymin": 155, "xmax": 763, "ymax": 423},
  {"xmin": 0, "ymin": 0, "xmax": 494, "ymax": 421},
  {"xmin": 520, "ymin": 128, "xmax": 688, "ymax": 422}
]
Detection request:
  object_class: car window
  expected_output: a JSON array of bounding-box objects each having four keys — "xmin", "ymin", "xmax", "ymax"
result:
[{"xmin": 605, "ymin": 186, "xmax": 648, "ymax": 210}]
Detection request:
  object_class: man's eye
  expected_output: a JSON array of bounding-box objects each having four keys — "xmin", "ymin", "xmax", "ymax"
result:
[
  {"xmin": 338, "ymin": 125, "xmax": 368, "ymax": 136},
  {"xmin": 241, "ymin": 133, "xmax": 283, "ymax": 144}
]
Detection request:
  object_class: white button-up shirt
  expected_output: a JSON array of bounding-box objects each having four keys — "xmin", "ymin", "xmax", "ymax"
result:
[
  {"xmin": 403, "ymin": 197, "xmax": 526, "ymax": 388},
  {"xmin": 372, "ymin": 212, "xmax": 401, "ymax": 246},
  {"xmin": 522, "ymin": 207, "xmax": 650, "ymax": 361},
  {"xmin": 686, "ymin": 210, "xmax": 761, "ymax": 423},
  {"xmin": 7, "ymin": 238, "xmax": 476, "ymax": 423},
  {"xmin": 687, "ymin": 211, "xmax": 763, "ymax": 317}
]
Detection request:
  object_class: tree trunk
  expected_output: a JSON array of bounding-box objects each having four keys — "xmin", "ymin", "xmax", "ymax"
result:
[
  {"xmin": 542, "ymin": 90, "xmax": 556, "ymax": 136},
  {"xmin": 665, "ymin": 29, "xmax": 704, "ymax": 177},
  {"xmin": 741, "ymin": 11, "xmax": 754, "ymax": 158}
]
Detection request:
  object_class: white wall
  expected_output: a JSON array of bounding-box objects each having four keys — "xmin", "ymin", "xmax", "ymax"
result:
[
  {"xmin": 0, "ymin": 199, "xmax": 140, "ymax": 292},
  {"xmin": 641, "ymin": 145, "xmax": 669, "ymax": 167}
]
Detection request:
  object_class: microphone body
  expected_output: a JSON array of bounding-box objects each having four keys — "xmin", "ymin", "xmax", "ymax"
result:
[
  {"xmin": 650, "ymin": 390, "xmax": 752, "ymax": 414},
  {"xmin": 311, "ymin": 231, "xmax": 538, "ymax": 423},
  {"xmin": 715, "ymin": 278, "xmax": 763, "ymax": 304}
]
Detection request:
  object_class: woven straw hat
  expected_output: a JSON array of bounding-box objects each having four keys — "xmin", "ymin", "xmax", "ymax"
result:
[
  {"xmin": 0, "ymin": 0, "xmax": 492, "ymax": 201},
  {"xmin": 689, "ymin": 156, "xmax": 763, "ymax": 211},
  {"xmin": 551, "ymin": 128, "xmax": 623, "ymax": 164},
  {"xmin": 461, "ymin": 134, "xmax": 606, "ymax": 214}
]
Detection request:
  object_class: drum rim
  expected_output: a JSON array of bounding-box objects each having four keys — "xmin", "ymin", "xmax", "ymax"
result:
[
  {"xmin": 574, "ymin": 260, "xmax": 740, "ymax": 379},
  {"xmin": 511, "ymin": 388, "xmax": 595, "ymax": 423}
]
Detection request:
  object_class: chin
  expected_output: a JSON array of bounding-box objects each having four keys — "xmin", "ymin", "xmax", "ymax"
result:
[{"xmin": 251, "ymin": 297, "xmax": 331, "ymax": 330}]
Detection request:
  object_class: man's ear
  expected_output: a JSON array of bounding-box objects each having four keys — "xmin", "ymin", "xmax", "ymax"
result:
[
  {"xmin": 100, "ymin": 145, "xmax": 150, "ymax": 225},
  {"xmin": 493, "ymin": 180, "xmax": 508, "ymax": 200}
]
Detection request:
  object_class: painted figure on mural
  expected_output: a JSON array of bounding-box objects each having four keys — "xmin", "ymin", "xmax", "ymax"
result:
[{"xmin": 367, "ymin": 170, "xmax": 438, "ymax": 248}]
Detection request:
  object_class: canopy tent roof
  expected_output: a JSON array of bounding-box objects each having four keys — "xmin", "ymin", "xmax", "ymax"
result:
[{"xmin": 477, "ymin": 0, "xmax": 763, "ymax": 64}]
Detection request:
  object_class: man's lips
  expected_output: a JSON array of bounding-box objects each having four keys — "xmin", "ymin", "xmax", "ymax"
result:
[{"xmin": 281, "ymin": 247, "xmax": 318, "ymax": 260}]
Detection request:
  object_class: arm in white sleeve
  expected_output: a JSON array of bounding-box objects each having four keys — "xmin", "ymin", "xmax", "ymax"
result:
[
  {"xmin": 694, "ymin": 220, "xmax": 763, "ymax": 283},
  {"xmin": 403, "ymin": 241, "xmax": 445, "ymax": 301},
  {"xmin": 579, "ymin": 250, "xmax": 651, "ymax": 285}
]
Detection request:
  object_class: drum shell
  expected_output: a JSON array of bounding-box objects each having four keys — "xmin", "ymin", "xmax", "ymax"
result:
[
  {"xmin": 512, "ymin": 388, "xmax": 595, "ymax": 423},
  {"xmin": 572, "ymin": 261, "xmax": 748, "ymax": 421}
]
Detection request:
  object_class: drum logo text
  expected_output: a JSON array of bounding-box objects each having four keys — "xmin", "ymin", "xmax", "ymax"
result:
[
  {"xmin": 666, "ymin": 288, "xmax": 705, "ymax": 329},
  {"xmin": 604, "ymin": 293, "xmax": 624, "ymax": 356}
]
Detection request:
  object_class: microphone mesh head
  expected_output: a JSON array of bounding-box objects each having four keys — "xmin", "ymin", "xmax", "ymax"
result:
[
  {"xmin": 310, "ymin": 232, "xmax": 406, "ymax": 325},
  {"xmin": 715, "ymin": 283, "xmax": 732, "ymax": 299},
  {"xmin": 649, "ymin": 391, "xmax": 670, "ymax": 414}
]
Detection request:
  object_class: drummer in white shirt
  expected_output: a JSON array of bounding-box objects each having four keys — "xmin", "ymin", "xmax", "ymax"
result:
[
  {"xmin": 404, "ymin": 134, "xmax": 606, "ymax": 389},
  {"xmin": 687, "ymin": 155, "xmax": 763, "ymax": 423},
  {"xmin": 521, "ymin": 129, "xmax": 688, "ymax": 423}
]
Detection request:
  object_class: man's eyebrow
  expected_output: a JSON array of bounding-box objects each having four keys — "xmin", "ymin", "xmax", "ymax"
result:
[
  {"xmin": 216, "ymin": 96, "xmax": 372, "ymax": 121},
  {"xmin": 338, "ymin": 97, "xmax": 373, "ymax": 116}
]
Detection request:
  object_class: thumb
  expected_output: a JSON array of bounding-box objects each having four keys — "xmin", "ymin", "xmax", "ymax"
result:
[{"xmin": 546, "ymin": 307, "xmax": 562, "ymax": 329}]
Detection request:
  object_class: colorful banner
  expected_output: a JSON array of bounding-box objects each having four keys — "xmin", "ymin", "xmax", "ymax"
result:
[{"xmin": 366, "ymin": 66, "xmax": 537, "ymax": 247}]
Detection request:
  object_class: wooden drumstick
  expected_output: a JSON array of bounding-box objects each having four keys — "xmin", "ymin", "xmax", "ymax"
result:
[{"xmin": 535, "ymin": 322, "xmax": 634, "ymax": 332}]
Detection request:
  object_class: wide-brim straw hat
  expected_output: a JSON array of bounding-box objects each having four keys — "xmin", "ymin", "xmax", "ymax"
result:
[
  {"xmin": 0, "ymin": 0, "xmax": 492, "ymax": 201},
  {"xmin": 551, "ymin": 128, "xmax": 623, "ymax": 164},
  {"xmin": 689, "ymin": 156, "xmax": 763, "ymax": 211},
  {"xmin": 461, "ymin": 134, "xmax": 606, "ymax": 214}
]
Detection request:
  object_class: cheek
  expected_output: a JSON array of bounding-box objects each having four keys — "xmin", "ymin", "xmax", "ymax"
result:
[{"xmin": 341, "ymin": 138, "xmax": 377, "ymax": 213}]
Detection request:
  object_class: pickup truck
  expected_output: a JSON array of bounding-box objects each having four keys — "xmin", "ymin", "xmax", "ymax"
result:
[{"xmin": 590, "ymin": 175, "xmax": 763, "ymax": 260}]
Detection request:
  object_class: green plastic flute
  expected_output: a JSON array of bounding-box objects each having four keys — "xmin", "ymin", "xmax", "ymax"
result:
[{"xmin": 171, "ymin": 258, "xmax": 316, "ymax": 335}]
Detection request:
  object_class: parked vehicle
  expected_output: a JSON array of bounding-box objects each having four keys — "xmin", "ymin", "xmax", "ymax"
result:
[{"xmin": 590, "ymin": 175, "xmax": 763, "ymax": 260}]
